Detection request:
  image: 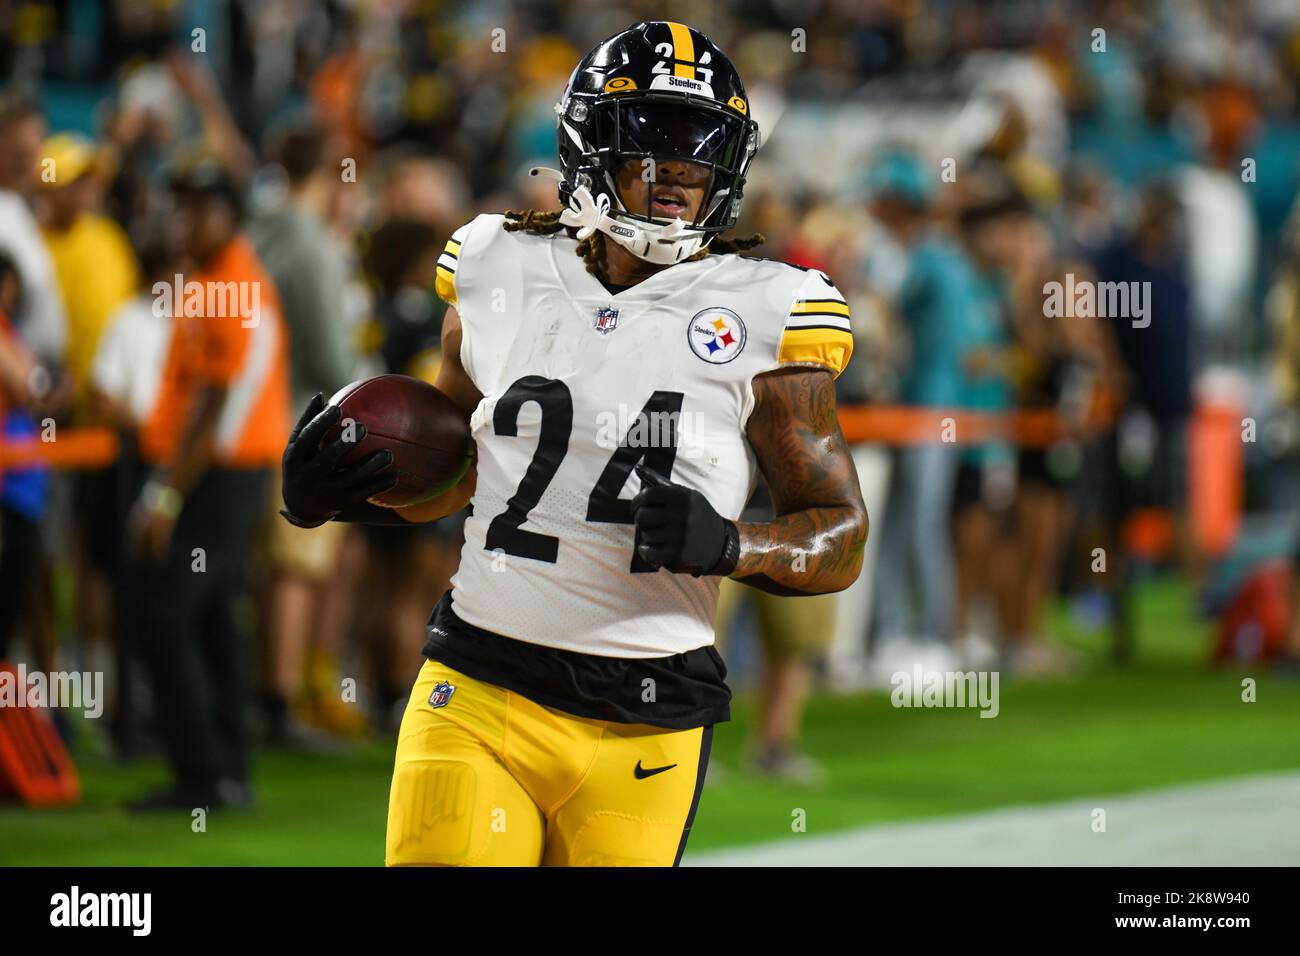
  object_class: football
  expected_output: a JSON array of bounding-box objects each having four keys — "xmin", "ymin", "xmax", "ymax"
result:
[{"xmin": 326, "ymin": 374, "xmax": 473, "ymax": 508}]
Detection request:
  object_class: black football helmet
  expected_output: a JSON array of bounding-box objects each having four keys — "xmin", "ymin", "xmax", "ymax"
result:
[{"xmin": 550, "ymin": 21, "xmax": 760, "ymax": 263}]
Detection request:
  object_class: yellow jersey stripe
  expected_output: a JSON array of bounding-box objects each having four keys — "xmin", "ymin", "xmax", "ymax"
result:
[
  {"xmin": 434, "ymin": 264, "xmax": 457, "ymax": 307},
  {"xmin": 778, "ymin": 327, "xmax": 854, "ymax": 379},
  {"xmin": 438, "ymin": 236, "xmax": 460, "ymax": 275},
  {"xmin": 791, "ymin": 299, "xmax": 850, "ymax": 318},
  {"xmin": 667, "ymin": 22, "xmax": 695, "ymax": 79}
]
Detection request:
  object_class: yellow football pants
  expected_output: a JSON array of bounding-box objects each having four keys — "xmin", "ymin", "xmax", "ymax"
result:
[{"xmin": 385, "ymin": 658, "xmax": 712, "ymax": 866}]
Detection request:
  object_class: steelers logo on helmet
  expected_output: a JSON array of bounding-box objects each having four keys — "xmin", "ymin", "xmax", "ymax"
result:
[{"xmin": 687, "ymin": 307, "xmax": 747, "ymax": 365}]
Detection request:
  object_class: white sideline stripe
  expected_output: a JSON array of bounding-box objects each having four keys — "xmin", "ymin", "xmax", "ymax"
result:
[{"xmin": 684, "ymin": 771, "xmax": 1300, "ymax": 866}]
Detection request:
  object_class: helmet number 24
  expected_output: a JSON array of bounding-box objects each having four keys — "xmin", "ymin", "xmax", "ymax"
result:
[{"xmin": 651, "ymin": 43, "xmax": 713, "ymax": 84}]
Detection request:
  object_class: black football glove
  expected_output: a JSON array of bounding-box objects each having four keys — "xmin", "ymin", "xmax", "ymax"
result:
[
  {"xmin": 631, "ymin": 463, "xmax": 740, "ymax": 577},
  {"xmin": 280, "ymin": 393, "xmax": 398, "ymax": 528}
]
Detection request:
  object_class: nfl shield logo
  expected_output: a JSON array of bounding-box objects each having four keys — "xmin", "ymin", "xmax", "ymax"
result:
[
  {"xmin": 594, "ymin": 306, "xmax": 620, "ymax": 334},
  {"xmin": 428, "ymin": 681, "xmax": 456, "ymax": 708}
]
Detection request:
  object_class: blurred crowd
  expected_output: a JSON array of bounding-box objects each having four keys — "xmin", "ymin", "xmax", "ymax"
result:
[{"xmin": 4, "ymin": 0, "xmax": 1300, "ymax": 799}]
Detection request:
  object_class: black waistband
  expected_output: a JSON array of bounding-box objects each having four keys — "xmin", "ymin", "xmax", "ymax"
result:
[{"xmin": 421, "ymin": 592, "xmax": 731, "ymax": 729}]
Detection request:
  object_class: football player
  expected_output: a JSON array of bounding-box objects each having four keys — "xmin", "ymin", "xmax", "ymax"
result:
[{"xmin": 281, "ymin": 21, "xmax": 868, "ymax": 866}]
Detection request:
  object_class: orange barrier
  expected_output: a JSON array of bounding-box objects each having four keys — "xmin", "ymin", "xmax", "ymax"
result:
[
  {"xmin": 0, "ymin": 406, "xmax": 1111, "ymax": 470},
  {"xmin": 836, "ymin": 406, "xmax": 1089, "ymax": 447},
  {"xmin": 0, "ymin": 427, "xmax": 118, "ymax": 470},
  {"xmin": 0, "ymin": 663, "xmax": 81, "ymax": 806}
]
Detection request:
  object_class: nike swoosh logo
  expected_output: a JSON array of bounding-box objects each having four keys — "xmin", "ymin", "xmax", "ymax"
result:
[{"xmin": 634, "ymin": 760, "xmax": 677, "ymax": 779}]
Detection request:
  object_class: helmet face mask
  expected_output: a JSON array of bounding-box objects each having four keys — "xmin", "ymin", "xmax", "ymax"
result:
[
  {"xmin": 554, "ymin": 21, "xmax": 760, "ymax": 263},
  {"xmin": 591, "ymin": 95, "xmax": 752, "ymax": 232}
]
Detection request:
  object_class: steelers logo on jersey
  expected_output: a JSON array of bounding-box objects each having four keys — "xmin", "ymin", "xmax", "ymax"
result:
[{"xmin": 687, "ymin": 307, "xmax": 747, "ymax": 365}]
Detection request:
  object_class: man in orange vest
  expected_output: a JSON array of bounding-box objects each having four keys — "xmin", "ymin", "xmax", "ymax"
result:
[{"xmin": 126, "ymin": 152, "xmax": 290, "ymax": 811}]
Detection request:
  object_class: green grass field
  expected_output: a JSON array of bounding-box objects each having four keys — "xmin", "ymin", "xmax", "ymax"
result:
[{"xmin": 3, "ymin": 578, "xmax": 1298, "ymax": 865}]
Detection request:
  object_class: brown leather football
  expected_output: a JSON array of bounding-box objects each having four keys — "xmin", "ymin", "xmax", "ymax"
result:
[{"xmin": 326, "ymin": 374, "xmax": 473, "ymax": 508}]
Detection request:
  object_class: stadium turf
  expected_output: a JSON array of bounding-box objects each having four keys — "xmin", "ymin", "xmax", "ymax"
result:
[{"xmin": 3, "ymin": 577, "xmax": 1298, "ymax": 865}]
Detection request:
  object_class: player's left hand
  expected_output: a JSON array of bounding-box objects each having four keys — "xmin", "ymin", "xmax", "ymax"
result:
[{"xmin": 631, "ymin": 464, "xmax": 740, "ymax": 576}]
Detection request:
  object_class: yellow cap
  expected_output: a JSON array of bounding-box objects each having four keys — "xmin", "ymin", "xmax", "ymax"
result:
[{"xmin": 36, "ymin": 133, "xmax": 99, "ymax": 188}]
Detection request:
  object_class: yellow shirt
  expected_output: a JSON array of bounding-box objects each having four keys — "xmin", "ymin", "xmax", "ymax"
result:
[{"xmin": 42, "ymin": 214, "xmax": 139, "ymax": 415}]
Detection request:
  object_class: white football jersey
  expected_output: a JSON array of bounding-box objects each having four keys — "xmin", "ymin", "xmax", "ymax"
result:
[{"xmin": 435, "ymin": 214, "xmax": 852, "ymax": 658}]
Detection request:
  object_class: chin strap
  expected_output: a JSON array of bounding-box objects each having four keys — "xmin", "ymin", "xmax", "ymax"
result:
[
  {"xmin": 529, "ymin": 166, "xmax": 704, "ymax": 264},
  {"xmin": 529, "ymin": 167, "xmax": 607, "ymax": 238}
]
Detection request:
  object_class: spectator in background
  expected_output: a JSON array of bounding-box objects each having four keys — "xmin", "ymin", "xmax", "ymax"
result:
[
  {"xmin": 37, "ymin": 132, "xmax": 140, "ymax": 677},
  {"xmin": 90, "ymin": 231, "xmax": 175, "ymax": 438},
  {"xmin": 248, "ymin": 118, "xmax": 360, "ymax": 746},
  {"xmin": 1271, "ymin": 208, "xmax": 1300, "ymax": 674},
  {"xmin": 1174, "ymin": 72, "xmax": 1259, "ymax": 362},
  {"xmin": 1093, "ymin": 179, "xmax": 1194, "ymax": 659},
  {"xmin": 950, "ymin": 183, "xmax": 1021, "ymax": 666},
  {"xmin": 0, "ymin": 251, "xmax": 43, "ymax": 664},
  {"xmin": 714, "ymin": 478, "xmax": 835, "ymax": 784},
  {"xmin": 0, "ymin": 94, "xmax": 67, "ymax": 682},
  {"xmin": 1003, "ymin": 213, "xmax": 1099, "ymax": 673},
  {"xmin": 866, "ymin": 149, "xmax": 978, "ymax": 671},
  {"xmin": 373, "ymin": 152, "xmax": 471, "ymax": 231},
  {"xmin": 0, "ymin": 90, "xmax": 66, "ymax": 366},
  {"xmin": 1094, "ymin": 181, "xmax": 1193, "ymax": 515},
  {"xmin": 353, "ymin": 218, "xmax": 463, "ymax": 730},
  {"xmin": 126, "ymin": 153, "xmax": 290, "ymax": 810},
  {"xmin": 0, "ymin": 253, "xmax": 35, "ymax": 413},
  {"xmin": 37, "ymin": 133, "xmax": 140, "ymax": 416},
  {"xmin": 88, "ymin": 229, "xmax": 176, "ymax": 754}
]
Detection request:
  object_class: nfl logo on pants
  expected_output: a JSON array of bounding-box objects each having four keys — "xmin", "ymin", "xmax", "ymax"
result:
[{"xmin": 428, "ymin": 681, "xmax": 456, "ymax": 708}]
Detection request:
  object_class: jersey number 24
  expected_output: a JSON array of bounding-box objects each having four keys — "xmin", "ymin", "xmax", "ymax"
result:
[{"xmin": 484, "ymin": 375, "xmax": 680, "ymax": 573}]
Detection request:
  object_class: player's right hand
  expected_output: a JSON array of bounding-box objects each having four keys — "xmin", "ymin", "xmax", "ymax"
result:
[{"xmin": 280, "ymin": 393, "xmax": 398, "ymax": 528}]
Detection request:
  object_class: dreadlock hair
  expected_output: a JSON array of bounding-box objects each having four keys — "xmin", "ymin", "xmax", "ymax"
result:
[{"xmin": 502, "ymin": 209, "xmax": 764, "ymax": 277}]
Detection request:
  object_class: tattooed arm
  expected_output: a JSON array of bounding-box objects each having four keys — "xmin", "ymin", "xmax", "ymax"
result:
[{"xmin": 735, "ymin": 367, "xmax": 868, "ymax": 595}]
